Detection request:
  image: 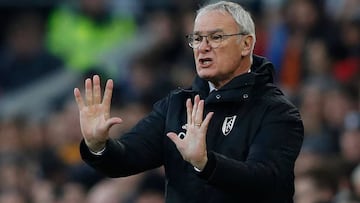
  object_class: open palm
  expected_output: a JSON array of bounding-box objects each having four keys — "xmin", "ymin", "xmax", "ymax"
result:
[
  {"xmin": 167, "ymin": 95, "xmax": 213, "ymax": 170},
  {"xmin": 74, "ymin": 75, "xmax": 122, "ymax": 152}
]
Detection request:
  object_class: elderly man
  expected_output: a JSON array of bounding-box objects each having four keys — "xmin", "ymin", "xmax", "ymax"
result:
[{"xmin": 74, "ymin": 1, "xmax": 304, "ymax": 202}]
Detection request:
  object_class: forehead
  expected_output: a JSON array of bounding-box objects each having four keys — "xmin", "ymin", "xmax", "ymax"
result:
[{"xmin": 194, "ymin": 10, "xmax": 238, "ymax": 33}]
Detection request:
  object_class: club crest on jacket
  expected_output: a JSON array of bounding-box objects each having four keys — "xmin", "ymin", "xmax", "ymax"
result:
[{"xmin": 222, "ymin": 116, "xmax": 237, "ymax": 136}]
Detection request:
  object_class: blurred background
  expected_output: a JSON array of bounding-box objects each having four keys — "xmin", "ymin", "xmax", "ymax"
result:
[{"xmin": 0, "ymin": 0, "xmax": 359, "ymax": 202}]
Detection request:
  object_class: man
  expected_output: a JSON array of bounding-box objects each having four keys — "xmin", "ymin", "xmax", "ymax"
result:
[{"xmin": 74, "ymin": 1, "xmax": 304, "ymax": 202}]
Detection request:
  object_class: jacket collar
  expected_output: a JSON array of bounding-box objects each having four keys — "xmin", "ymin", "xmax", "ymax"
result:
[
  {"xmin": 191, "ymin": 55, "xmax": 275, "ymax": 96},
  {"xmin": 186, "ymin": 55, "xmax": 274, "ymax": 103}
]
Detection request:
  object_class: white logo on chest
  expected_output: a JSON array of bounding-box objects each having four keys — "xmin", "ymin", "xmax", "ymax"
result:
[{"xmin": 222, "ymin": 115, "xmax": 237, "ymax": 136}]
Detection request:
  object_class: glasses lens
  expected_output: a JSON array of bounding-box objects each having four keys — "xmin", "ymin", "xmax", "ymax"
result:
[
  {"xmin": 188, "ymin": 34, "xmax": 201, "ymax": 48},
  {"xmin": 186, "ymin": 33, "xmax": 224, "ymax": 49},
  {"xmin": 208, "ymin": 33, "xmax": 223, "ymax": 48}
]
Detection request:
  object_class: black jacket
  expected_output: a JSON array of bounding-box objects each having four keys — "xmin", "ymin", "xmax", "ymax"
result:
[{"xmin": 80, "ymin": 55, "xmax": 304, "ymax": 203}]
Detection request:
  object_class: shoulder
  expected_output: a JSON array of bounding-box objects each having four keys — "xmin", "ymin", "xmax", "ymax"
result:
[{"xmin": 253, "ymin": 84, "xmax": 302, "ymax": 123}]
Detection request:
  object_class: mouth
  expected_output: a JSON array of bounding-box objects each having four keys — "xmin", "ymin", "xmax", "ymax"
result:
[{"xmin": 199, "ymin": 58, "xmax": 213, "ymax": 66}]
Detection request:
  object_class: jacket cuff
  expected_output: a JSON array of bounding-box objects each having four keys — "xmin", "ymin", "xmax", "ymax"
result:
[
  {"xmin": 196, "ymin": 151, "xmax": 216, "ymax": 180},
  {"xmin": 89, "ymin": 146, "xmax": 106, "ymax": 155},
  {"xmin": 80, "ymin": 139, "xmax": 108, "ymax": 163}
]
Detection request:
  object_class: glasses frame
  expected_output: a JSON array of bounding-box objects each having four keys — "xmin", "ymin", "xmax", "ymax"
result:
[{"xmin": 186, "ymin": 32, "xmax": 248, "ymax": 49}]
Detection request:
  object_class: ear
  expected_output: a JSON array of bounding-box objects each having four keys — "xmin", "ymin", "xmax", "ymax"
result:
[{"xmin": 240, "ymin": 35, "xmax": 254, "ymax": 56}]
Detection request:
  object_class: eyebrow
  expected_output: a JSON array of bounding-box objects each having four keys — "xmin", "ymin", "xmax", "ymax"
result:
[{"xmin": 193, "ymin": 29, "xmax": 224, "ymax": 35}]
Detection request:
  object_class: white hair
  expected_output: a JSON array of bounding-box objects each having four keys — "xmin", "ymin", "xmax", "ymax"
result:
[{"xmin": 196, "ymin": 1, "xmax": 256, "ymax": 48}]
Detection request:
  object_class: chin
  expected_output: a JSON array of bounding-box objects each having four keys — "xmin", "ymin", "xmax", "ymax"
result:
[
  {"xmin": 197, "ymin": 68, "xmax": 215, "ymax": 79},
  {"xmin": 197, "ymin": 73, "xmax": 215, "ymax": 81}
]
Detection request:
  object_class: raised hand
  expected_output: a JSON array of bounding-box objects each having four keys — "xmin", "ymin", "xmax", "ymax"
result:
[
  {"xmin": 74, "ymin": 75, "xmax": 122, "ymax": 152},
  {"xmin": 167, "ymin": 95, "xmax": 214, "ymax": 170}
]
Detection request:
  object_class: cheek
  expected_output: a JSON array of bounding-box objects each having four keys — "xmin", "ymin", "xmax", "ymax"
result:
[
  {"xmin": 216, "ymin": 52, "xmax": 235, "ymax": 69},
  {"xmin": 216, "ymin": 45, "xmax": 238, "ymax": 61},
  {"xmin": 193, "ymin": 51, "xmax": 200, "ymax": 64}
]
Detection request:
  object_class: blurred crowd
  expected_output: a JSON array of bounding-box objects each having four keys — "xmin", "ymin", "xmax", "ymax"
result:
[{"xmin": 0, "ymin": 0, "xmax": 359, "ymax": 202}]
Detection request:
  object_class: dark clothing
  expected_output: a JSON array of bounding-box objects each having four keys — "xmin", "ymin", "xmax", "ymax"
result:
[{"xmin": 80, "ymin": 55, "xmax": 304, "ymax": 203}]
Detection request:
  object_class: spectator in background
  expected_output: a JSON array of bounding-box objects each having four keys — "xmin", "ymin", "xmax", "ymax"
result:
[
  {"xmin": 298, "ymin": 81, "xmax": 337, "ymax": 154},
  {"xmin": 323, "ymin": 113, "xmax": 360, "ymax": 203},
  {"xmin": 340, "ymin": 112, "xmax": 360, "ymax": 164},
  {"xmin": 57, "ymin": 182, "xmax": 86, "ymax": 203},
  {"xmin": 46, "ymin": 0, "xmax": 136, "ymax": 77},
  {"xmin": 265, "ymin": 0, "xmax": 330, "ymax": 98},
  {"xmin": 0, "ymin": 189, "xmax": 26, "ymax": 203},
  {"xmin": 116, "ymin": 55, "xmax": 176, "ymax": 108},
  {"xmin": 302, "ymin": 38, "xmax": 334, "ymax": 83},
  {"xmin": 30, "ymin": 180, "xmax": 57, "ymax": 203},
  {"xmin": 323, "ymin": 85, "xmax": 358, "ymax": 151},
  {"xmin": 351, "ymin": 164, "xmax": 360, "ymax": 202},
  {"xmin": 0, "ymin": 10, "xmax": 63, "ymax": 95},
  {"xmin": 325, "ymin": 0, "xmax": 360, "ymax": 22},
  {"xmin": 86, "ymin": 174, "xmax": 143, "ymax": 203},
  {"xmin": 294, "ymin": 167, "xmax": 338, "ymax": 203},
  {"xmin": 130, "ymin": 172, "xmax": 165, "ymax": 203},
  {"xmin": 332, "ymin": 15, "xmax": 360, "ymax": 87}
]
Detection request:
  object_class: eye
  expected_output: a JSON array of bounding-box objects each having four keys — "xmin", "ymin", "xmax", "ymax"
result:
[
  {"xmin": 210, "ymin": 34, "xmax": 223, "ymax": 41},
  {"xmin": 192, "ymin": 35, "xmax": 202, "ymax": 43}
]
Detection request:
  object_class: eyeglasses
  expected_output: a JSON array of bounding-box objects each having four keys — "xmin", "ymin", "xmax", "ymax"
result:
[{"xmin": 186, "ymin": 32, "xmax": 248, "ymax": 49}]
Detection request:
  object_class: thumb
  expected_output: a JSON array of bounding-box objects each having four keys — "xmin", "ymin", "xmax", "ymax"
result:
[
  {"xmin": 105, "ymin": 117, "xmax": 123, "ymax": 129},
  {"xmin": 167, "ymin": 132, "xmax": 180, "ymax": 146}
]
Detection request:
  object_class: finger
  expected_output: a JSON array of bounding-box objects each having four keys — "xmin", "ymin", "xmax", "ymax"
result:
[
  {"xmin": 74, "ymin": 88, "xmax": 85, "ymax": 109},
  {"xmin": 195, "ymin": 100, "xmax": 204, "ymax": 125},
  {"xmin": 201, "ymin": 112, "xmax": 214, "ymax": 131},
  {"xmin": 191, "ymin": 95, "xmax": 200, "ymax": 125},
  {"xmin": 167, "ymin": 132, "xmax": 181, "ymax": 146},
  {"xmin": 85, "ymin": 78, "xmax": 93, "ymax": 106},
  {"xmin": 102, "ymin": 79, "xmax": 114, "ymax": 118},
  {"xmin": 93, "ymin": 75, "xmax": 101, "ymax": 104},
  {"xmin": 186, "ymin": 98, "xmax": 192, "ymax": 125}
]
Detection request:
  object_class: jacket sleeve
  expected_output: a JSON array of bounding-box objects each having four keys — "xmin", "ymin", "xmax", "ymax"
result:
[
  {"xmin": 197, "ymin": 101, "xmax": 304, "ymax": 196},
  {"xmin": 80, "ymin": 97, "xmax": 169, "ymax": 178}
]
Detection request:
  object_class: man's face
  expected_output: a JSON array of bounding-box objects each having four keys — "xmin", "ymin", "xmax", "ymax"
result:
[{"xmin": 193, "ymin": 10, "xmax": 248, "ymax": 87}]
